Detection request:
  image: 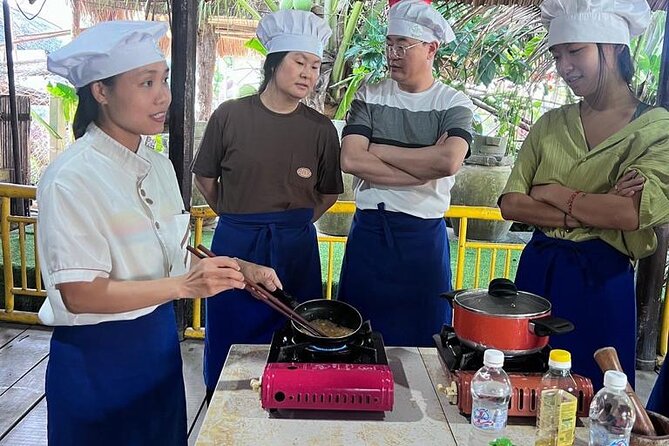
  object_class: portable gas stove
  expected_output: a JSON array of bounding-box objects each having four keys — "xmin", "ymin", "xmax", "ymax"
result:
[
  {"xmin": 433, "ymin": 325, "xmax": 594, "ymax": 417},
  {"xmin": 260, "ymin": 320, "xmax": 394, "ymax": 412}
]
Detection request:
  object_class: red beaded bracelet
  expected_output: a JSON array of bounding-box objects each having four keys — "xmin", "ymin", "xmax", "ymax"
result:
[{"xmin": 566, "ymin": 190, "xmax": 585, "ymax": 216}]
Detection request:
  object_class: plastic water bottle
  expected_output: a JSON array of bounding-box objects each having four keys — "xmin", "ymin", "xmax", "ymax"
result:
[
  {"xmin": 469, "ymin": 349, "xmax": 512, "ymax": 446},
  {"xmin": 589, "ymin": 370, "xmax": 636, "ymax": 446},
  {"xmin": 535, "ymin": 349, "xmax": 578, "ymax": 446}
]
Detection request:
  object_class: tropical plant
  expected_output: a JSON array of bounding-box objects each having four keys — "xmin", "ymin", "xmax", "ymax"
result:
[
  {"xmin": 32, "ymin": 82, "xmax": 79, "ymax": 141},
  {"xmin": 331, "ymin": 14, "xmax": 387, "ymax": 119},
  {"xmin": 631, "ymin": 11, "xmax": 666, "ymax": 105}
]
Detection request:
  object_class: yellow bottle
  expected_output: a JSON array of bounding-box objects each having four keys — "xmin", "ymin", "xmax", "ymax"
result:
[{"xmin": 535, "ymin": 349, "xmax": 578, "ymax": 446}]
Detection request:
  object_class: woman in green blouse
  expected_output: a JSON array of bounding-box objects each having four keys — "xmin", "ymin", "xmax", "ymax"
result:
[{"xmin": 499, "ymin": 0, "xmax": 669, "ymax": 390}]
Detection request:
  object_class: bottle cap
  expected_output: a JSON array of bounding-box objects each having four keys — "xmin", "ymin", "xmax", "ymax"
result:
[
  {"xmin": 603, "ymin": 370, "xmax": 627, "ymax": 390},
  {"xmin": 483, "ymin": 349, "xmax": 505, "ymax": 368},
  {"xmin": 548, "ymin": 349, "xmax": 572, "ymax": 369}
]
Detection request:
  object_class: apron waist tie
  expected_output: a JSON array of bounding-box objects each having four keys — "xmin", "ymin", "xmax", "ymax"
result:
[
  {"xmin": 218, "ymin": 209, "xmax": 313, "ymax": 270},
  {"xmin": 377, "ymin": 203, "xmax": 395, "ymax": 249},
  {"xmin": 529, "ymin": 234, "xmax": 596, "ymax": 288},
  {"xmin": 254, "ymin": 223, "xmax": 279, "ymax": 269}
]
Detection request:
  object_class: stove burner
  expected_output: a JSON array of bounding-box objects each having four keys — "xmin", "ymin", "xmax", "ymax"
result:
[
  {"xmin": 306, "ymin": 343, "xmax": 348, "ymax": 353},
  {"xmin": 434, "ymin": 325, "xmax": 549, "ymax": 373},
  {"xmin": 433, "ymin": 324, "xmax": 594, "ymax": 418},
  {"xmin": 267, "ymin": 320, "xmax": 388, "ymax": 365}
]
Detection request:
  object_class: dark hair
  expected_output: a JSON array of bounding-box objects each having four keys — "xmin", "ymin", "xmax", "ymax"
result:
[
  {"xmin": 258, "ymin": 52, "xmax": 289, "ymax": 94},
  {"xmin": 593, "ymin": 43, "xmax": 635, "ymax": 103},
  {"xmin": 72, "ymin": 76, "xmax": 116, "ymax": 139}
]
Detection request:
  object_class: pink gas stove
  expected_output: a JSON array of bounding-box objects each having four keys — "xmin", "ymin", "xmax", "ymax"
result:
[{"xmin": 260, "ymin": 321, "xmax": 394, "ymax": 412}]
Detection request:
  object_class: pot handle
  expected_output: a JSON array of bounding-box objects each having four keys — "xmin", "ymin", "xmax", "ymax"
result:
[
  {"xmin": 440, "ymin": 290, "xmax": 465, "ymax": 306},
  {"xmin": 529, "ymin": 317, "xmax": 575, "ymax": 337},
  {"xmin": 488, "ymin": 278, "xmax": 518, "ymax": 298}
]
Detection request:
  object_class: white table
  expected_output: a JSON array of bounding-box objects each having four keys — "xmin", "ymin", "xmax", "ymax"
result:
[{"xmin": 196, "ymin": 345, "xmax": 590, "ymax": 445}]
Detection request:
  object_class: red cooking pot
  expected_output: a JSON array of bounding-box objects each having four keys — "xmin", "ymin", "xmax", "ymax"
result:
[{"xmin": 442, "ymin": 278, "xmax": 574, "ymax": 356}]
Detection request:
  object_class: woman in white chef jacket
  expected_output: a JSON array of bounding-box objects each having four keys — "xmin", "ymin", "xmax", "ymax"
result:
[{"xmin": 38, "ymin": 21, "xmax": 281, "ymax": 446}]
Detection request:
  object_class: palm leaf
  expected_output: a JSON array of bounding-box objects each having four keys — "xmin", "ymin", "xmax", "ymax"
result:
[{"xmin": 31, "ymin": 111, "xmax": 63, "ymax": 140}]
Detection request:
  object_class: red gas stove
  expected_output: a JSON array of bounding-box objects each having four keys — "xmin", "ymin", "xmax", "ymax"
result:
[
  {"xmin": 433, "ymin": 325, "xmax": 594, "ymax": 418},
  {"xmin": 261, "ymin": 321, "xmax": 394, "ymax": 412}
]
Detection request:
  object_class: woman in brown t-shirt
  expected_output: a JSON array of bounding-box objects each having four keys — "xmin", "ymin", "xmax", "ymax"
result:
[{"xmin": 191, "ymin": 10, "xmax": 344, "ymax": 397}]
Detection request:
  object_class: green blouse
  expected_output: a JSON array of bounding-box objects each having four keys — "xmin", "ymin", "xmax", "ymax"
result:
[{"xmin": 501, "ymin": 103, "xmax": 669, "ymax": 260}]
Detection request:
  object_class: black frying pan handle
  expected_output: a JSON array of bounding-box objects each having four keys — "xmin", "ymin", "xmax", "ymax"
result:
[
  {"xmin": 259, "ymin": 284, "xmax": 301, "ymax": 309},
  {"xmin": 488, "ymin": 278, "xmax": 518, "ymax": 298},
  {"xmin": 529, "ymin": 317, "xmax": 575, "ymax": 337}
]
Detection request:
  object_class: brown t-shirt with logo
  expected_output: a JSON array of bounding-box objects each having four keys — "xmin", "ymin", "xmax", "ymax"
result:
[{"xmin": 191, "ymin": 95, "xmax": 343, "ymax": 214}]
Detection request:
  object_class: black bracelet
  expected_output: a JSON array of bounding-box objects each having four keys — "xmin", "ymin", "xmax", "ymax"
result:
[{"xmin": 563, "ymin": 212, "xmax": 572, "ymax": 233}]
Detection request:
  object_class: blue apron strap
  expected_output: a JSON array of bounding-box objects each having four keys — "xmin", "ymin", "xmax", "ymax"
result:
[
  {"xmin": 376, "ymin": 202, "xmax": 395, "ymax": 249},
  {"xmin": 254, "ymin": 223, "xmax": 279, "ymax": 269}
]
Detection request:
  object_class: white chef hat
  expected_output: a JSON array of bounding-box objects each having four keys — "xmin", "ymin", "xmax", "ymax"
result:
[
  {"xmin": 47, "ymin": 21, "xmax": 167, "ymax": 89},
  {"xmin": 541, "ymin": 0, "xmax": 651, "ymax": 48},
  {"xmin": 387, "ymin": 0, "xmax": 455, "ymax": 44},
  {"xmin": 257, "ymin": 10, "xmax": 332, "ymax": 59}
]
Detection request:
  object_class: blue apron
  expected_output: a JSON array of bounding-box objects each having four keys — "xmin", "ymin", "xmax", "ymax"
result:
[
  {"xmin": 204, "ymin": 208, "xmax": 322, "ymax": 391},
  {"xmin": 647, "ymin": 359, "xmax": 668, "ymax": 417},
  {"xmin": 514, "ymin": 230, "xmax": 636, "ymax": 391},
  {"xmin": 337, "ymin": 204, "xmax": 452, "ymax": 347},
  {"xmin": 46, "ymin": 303, "xmax": 186, "ymax": 446}
]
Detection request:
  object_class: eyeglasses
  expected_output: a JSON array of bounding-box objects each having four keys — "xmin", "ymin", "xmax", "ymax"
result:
[{"xmin": 385, "ymin": 42, "xmax": 424, "ymax": 59}]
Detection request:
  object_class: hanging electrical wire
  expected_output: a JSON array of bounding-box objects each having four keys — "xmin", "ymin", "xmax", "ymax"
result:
[{"xmin": 15, "ymin": 0, "xmax": 48, "ymax": 21}]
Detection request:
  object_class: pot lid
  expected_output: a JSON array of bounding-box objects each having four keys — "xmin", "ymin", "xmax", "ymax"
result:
[{"xmin": 453, "ymin": 278, "xmax": 551, "ymax": 317}]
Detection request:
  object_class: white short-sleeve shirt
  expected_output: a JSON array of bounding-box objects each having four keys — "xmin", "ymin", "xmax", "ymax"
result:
[
  {"xmin": 344, "ymin": 79, "xmax": 475, "ymax": 219},
  {"xmin": 37, "ymin": 124, "xmax": 190, "ymax": 326}
]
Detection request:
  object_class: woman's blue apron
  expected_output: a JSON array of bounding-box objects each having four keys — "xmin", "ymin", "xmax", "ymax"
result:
[
  {"xmin": 337, "ymin": 204, "xmax": 452, "ymax": 347},
  {"xmin": 647, "ymin": 359, "xmax": 668, "ymax": 417},
  {"xmin": 514, "ymin": 231, "xmax": 636, "ymax": 391},
  {"xmin": 46, "ymin": 303, "xmax": 186, "ymax": 446},
  {"xmin": 204, "ymin": 208, "xmax": 322, "ymax": 391}
]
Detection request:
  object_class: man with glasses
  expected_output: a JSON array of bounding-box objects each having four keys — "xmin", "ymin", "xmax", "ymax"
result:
[{"xmin": 338, "ymin": 0, "xmax": 474, "ymax": 347}]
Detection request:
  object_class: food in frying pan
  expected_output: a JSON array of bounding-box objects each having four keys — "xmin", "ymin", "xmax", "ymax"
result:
[{"xmin": 311, "ymin": 319, "xmax": 354, "ymax": 337}]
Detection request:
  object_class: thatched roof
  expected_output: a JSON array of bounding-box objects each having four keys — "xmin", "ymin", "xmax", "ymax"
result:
[
  {"xmin": 78, "ymin": 0, "xmax": 260, "ymax": 56},
  {"xmin": 209, "ymin": 17, "xmax": 258, "ymax": 57},
  {"xmin": 445, "ymin": 0, "xmax": 667, "ymax": 11}
]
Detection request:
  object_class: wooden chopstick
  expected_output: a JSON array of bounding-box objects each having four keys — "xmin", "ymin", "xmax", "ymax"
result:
[
  {"xmin": 187, "ymin": 245, "xmax": 206, "ymax": 259},
  {"xmin": 244, "ymin": 282, "xmax": 325, "ymax": 337},
  {"xmin": 188, "ymin": 245, "xmax": 327, "ymax": 337}
]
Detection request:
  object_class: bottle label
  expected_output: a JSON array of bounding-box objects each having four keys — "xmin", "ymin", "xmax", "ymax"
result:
[
  {"xmin": 556, "ymin": 398, "xmax": 577, "ymax": 446},
  {"xmin": 471, "ymin": 403, "xmax": 508, "ymax": 431}
]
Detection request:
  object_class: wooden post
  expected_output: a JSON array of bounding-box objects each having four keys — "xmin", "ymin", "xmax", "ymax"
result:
[
  {"xmin": 0, "ymin": 96, "xmax": 30, "ymax": 215},
  {"xmin": 636, "ymin": 227, "xmax": 669, "ymax": 370},
  {"xmin": 49, "ymin": 97, "xmax": 66, "ymax": 162},
  {"xmin": 2, "ymin": 0, "xmax": 26, "ymax": 216},
  {"xmin": 635, "ymin": 1, "xmax": 669, "ymax": 371},
  {"xmin": 169, "ymin": 0, "xmax": 198, "ymax": 338}
]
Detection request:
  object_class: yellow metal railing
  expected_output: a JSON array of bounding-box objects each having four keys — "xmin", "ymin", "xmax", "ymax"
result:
[
  {"xmin": 0, "ymin": 180, "xmax": 666, "ymax": 357},
  {"xmin": 0, "ymin": 183, "xmax": 43, "ymax": 324}
]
